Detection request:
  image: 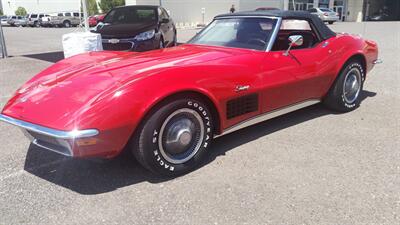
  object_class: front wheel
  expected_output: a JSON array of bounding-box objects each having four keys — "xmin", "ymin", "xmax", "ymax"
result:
[
  {"xmin": 323, "ymin": 61, "xmax": 364, "ymax": 112},
  {"xmin": 328, "ymin": 21, "xmax": 334, "ymax": 24},
  {"xmin": 131, "ymin": 97, "xmax": 214, "ymax": 176}
]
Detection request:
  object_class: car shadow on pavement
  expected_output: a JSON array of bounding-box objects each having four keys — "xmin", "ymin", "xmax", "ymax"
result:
[
  {"xmin": 22, "ymin": 51, "xmax": 64, "ymax": 63},
  {"xmin": 23, "ymin": 90, "xmax": 376, "ymax": 195}
]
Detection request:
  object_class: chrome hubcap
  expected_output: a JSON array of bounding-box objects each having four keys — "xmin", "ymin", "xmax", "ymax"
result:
[
  {"xmin": 343, "ymin": 68, "xmax": 362, "ymax": 104},
  {"xmin": 159, "ymin": 108, "xmax": 204, "ymax": 164}
]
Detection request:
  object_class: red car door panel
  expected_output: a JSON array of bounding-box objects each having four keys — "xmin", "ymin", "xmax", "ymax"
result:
[{"xmin": 260, "ymin": 40, "xmax": 335, "ymax": 113}]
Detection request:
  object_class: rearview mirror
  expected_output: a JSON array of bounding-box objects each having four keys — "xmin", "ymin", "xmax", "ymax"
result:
[{"xmin": 284, "ymin": 35, "xmax": 303, "ymax": 56}]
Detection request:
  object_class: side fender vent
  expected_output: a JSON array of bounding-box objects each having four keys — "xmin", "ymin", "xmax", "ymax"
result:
[{"xmin": 226, "ymin": 93, "xmax": 259, "ymax": 119}]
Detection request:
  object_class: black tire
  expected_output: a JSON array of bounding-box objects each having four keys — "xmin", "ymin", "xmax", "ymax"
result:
[
  {"xmin": 323, "ymin": 60, "xmax": 364, "ymax": 112},
  {"xmin": 131, "ymin": 97, "xmax": 214, "ymax": 176},
  {"xmin": 172, "ymin": 30, "xmax": 177, "ymax": 46},
  {"xmin": 328, "ymin": 21, "xmax": 334, "ymax": 24},
  {"xmin": 63, "ymin": 20, "xmax": 71, "ymax": 28},
  {"xmin": 34, "ymin": 21, "xmax": 40, "ymax": 27}
]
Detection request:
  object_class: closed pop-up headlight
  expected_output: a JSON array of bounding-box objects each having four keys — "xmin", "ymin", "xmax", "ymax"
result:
[{"xmin": 134, "ymin": 30, "xmax": 156, "ymax": 41}]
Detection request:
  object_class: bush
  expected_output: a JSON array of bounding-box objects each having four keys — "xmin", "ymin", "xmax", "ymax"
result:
[
  {"xmin": 99, "ymin": 0, "xmax": 125, "ymax": 13},
  {"xmin": 15, "ymin": 7, "xmax": 27, "ymax": 16}
]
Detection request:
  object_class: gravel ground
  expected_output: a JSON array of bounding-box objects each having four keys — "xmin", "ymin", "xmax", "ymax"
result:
[{"xmin": 0, "ymin": 22, "xmax": 399, "ymax": 225}]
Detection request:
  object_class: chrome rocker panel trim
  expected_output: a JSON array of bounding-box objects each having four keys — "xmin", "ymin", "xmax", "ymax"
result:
[
  {"xmin": 0, "ymin": 114, "xmax": 99, "ymax": 139},
  {"xmin": 218, "ymin": 99, "xmax": 321, "ymax": 137}
]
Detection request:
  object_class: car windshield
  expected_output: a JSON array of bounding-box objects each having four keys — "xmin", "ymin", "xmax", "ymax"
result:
[
  {"xmin": 189, "ymin": 17, "xmax": 278, "ymax": 51},
  {"xmin": 103, "ymin": 7, "xmax": 157, "ymax": 24}
]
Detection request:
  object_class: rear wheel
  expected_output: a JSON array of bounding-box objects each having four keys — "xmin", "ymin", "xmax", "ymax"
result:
[
  {"xmin": 63, "ymin": 20, "xmax": 71, "ymax": 28},
  {"xmin": 131, "ymin": 97, "xmax": 214, "ymax": 176},
  {"xmin": 328, "ymin": 21, "xmax": 334, "ymax": 24},
  {"xmin": 323, "ymin": 60, "xmax": 364, "ymax": 112}
]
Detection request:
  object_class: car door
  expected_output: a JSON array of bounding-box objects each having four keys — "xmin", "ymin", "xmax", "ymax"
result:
[
  {"xmin": 260, "ymin": 19, "xmax": 335, "ymax": 112},
  {"xmin": 73, "ymin": 12, "xmax": 80, "ymax": 25}
]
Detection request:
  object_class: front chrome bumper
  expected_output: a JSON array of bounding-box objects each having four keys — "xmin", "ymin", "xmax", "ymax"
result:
[
  {"xmin": 373, "ymin": 59, "xmax": 383, "ymax": 64},
  {"xmin": 0, "ymin": 114, "xmax": 99, "ymax": 156}
]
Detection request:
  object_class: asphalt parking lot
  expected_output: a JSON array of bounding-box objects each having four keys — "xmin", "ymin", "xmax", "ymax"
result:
[{"xmin": 0, "ymin": 22, "xmax": 399, "ymax": 224}]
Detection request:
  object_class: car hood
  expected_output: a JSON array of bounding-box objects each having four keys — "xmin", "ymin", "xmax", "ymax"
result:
[
  {"xmin": 92, "ymin": 22, "xmax": 157, "ymax": 38},
  {"xmin": 2, "ymin": 45, "xmax": 249, "ymax": 130}
]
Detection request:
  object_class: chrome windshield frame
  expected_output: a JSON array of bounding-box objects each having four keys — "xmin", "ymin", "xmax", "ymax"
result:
[{"xmin": 188, "ymin": 15, "xmax": 282, "ymax": 52}]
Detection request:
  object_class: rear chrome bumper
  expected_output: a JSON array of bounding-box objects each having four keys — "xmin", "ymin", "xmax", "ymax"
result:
[{"xmin": 0, "ymin": 114, "xmax": 99, "ymax": 156}]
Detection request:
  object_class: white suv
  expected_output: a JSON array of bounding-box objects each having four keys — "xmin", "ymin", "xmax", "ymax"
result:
[
  {"xmin": 27, "ymin": 13, "xmax": 46, "ymax": 27},
  {"xmin": 50, "ymin": 12, "xmax": 83, "ymax": 27}
]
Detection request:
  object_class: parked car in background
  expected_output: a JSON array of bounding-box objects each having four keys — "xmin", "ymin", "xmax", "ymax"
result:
[
  {"xmin": 0, "ymin": 16, "xmax": 8, "ymax": 26},
  {"xmin": 256, "ymin": 7, "xmax": 280, "ymax": 11},
  {"xmin": 92, "ymin": 5, "xmax": 177, "ymax": 51},
  {"xmin": 88, "ymin": 14, "xmax": 106, "ymax": 27},
  {"xmin": 50, "ymin": 12, "xmax": 83, "ymax": 27},
  {"xmin": 0, "ymin": 10, "xmax": 381, "ymax": 176},
  {"xmin": 39, "ymin": 14, "xmax": 53, "ymax": 27},
  {"xmin": 7, "ymin": 15, "xmax": 28, "ymax": 27},
  {"xmin": 308, "ymin": 8, "xmax": 339, "ymax": 24},
  {"xmin": 26, "ymin": 13, "xmax": 46, "ymax": 27}
]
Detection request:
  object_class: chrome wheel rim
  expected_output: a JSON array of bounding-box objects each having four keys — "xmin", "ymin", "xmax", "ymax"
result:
[
  {"xmin": 343, "ymin": 68, "xmax": 362, "ymax": 104},
  {"xmin": 158, "ymin": 108, "xmax": 204, "ymax": 164}
]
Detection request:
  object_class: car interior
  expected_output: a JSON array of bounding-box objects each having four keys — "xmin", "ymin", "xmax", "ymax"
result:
[{"xmin": 272, "ymin": 19, "xmax": 320, "ymax": 51}]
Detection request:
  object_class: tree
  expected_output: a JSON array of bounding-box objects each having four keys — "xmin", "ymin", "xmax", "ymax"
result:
[
  {"xmin": 98, "ymin": 0, "xmax": 125, "ymax": 13},
  {"xmin": 15, "ymin": 7, "xmax": 27, "ymax": 16},
  {"xmin": 0, "ymin": 9, "xmax": 4, "ymax": 16},
  {"xmin": 82, "ymin": 0, "xmax": 99, "ymax": 15}
]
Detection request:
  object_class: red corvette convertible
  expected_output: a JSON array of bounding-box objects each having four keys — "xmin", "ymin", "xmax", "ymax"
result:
[{"xmin": 0, "ymin": 11, "xmax": 381, "ymax": 176}]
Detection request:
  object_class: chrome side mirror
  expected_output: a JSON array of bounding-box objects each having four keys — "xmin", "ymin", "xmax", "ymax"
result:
[{"xmin": 284, "ymin": 35, "xmax": 304, "ymax": 56}]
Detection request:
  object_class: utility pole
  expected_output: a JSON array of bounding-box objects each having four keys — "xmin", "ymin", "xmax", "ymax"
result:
[
  {"xmin": 0, "ymin": 22, "xmax": 8, "ymax": 58},
  {"xmin": 81, "ymin": 0, "xmax": 89, "ymax": 31}
]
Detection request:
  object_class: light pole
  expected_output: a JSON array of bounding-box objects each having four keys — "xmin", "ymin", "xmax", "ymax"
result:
[
  {"xmin": 0, "ymin": 22, "xmax": 8, "ymax": 58},
  {"xmin": 81, "ymin": 0, "xmax": 89, "ymax": 31}
]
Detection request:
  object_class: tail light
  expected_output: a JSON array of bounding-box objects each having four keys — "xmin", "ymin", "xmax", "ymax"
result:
[{"xmin": 336, "ymin": 13, "xmax": 339, "ymax": 16}]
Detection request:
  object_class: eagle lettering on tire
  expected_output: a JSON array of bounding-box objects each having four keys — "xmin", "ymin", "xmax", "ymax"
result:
[{"xmin": 132, "ymin": 97, "xmax": 214, "ymax": 176}]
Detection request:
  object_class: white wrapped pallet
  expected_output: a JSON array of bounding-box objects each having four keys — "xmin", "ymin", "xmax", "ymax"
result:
[{"xmin": 62, "ymin": 32, "xmax": 103, "ymax": 58}]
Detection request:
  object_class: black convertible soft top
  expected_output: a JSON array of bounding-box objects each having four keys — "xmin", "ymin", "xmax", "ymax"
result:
[{"xmin": 215, "ymin": 10, "xmax": 336, "ymax": 41}]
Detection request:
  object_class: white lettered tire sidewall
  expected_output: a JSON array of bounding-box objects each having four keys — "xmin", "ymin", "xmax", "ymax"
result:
[
  {"xmin": 135, "ymin": 98, "xmax": 213, "ymax": 176},
  {"xmin": 340, "ymin": 63, "xmax": 364, "ymax": 110}
]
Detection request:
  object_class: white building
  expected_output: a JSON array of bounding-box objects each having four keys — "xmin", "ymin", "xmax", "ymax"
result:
[
  {"xmin": 0, "ymin": 0, "xmax": 99, "ymax": 15},
  {"xmin": 127, "ymin": 0, "xmax": 399, "ymax": 23}
]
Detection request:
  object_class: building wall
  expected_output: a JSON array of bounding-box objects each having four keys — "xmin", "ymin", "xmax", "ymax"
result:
[
  {"xmin": 347, "ymin": 0, "xmax": 363, "ymax": 21},
  {"xmin": 1, "ymin": 0, "xmax": 81, "ymax": 15},
  {"xmin": 238, "ymin": 0, "xmax": 283, "ymax": 11},
  {"xmin": 126, "ymin": 0, "xmax": 289, "ymax": 24}
]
